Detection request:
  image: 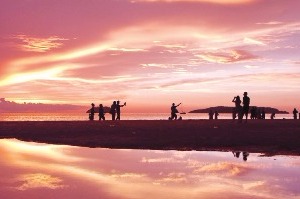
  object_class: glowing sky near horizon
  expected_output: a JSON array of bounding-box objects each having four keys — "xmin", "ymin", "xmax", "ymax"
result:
[{"xmin": 1, "ymin": 0, "xmax": 300, "ymax": 112}]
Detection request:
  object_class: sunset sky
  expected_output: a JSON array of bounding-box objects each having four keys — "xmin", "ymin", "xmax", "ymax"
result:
[{"xmin": 1, "ymin": 0, "xmax": 300, "ymax": 112}]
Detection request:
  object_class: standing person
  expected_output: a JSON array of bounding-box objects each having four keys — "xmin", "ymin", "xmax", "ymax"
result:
[
  {"xmin": 110, "ymin": 101, "xmax": 117, "ymax": 120},
  {"xmin": 214, "ymin": 111, "xmax": 219, "ymax": 120},
  {"xmin": 261, "ymin": 108, "xmax": 265, "ymax": 119},
  {"xmin": 232, "ymin": 108, "xmax": 236, "ymax": 120},
  {"xmin": 293, "ymin": 108, "xmax": 298, "ymax": 119},
  {"xmin": 270, "ymin": 112, "xmax": 276, "ymax": 119},
  {"xmin": 257, "ymin": 108, "xmax": 261, "ymax": 119},
  {"xmin": 242, "ymin": 92, "xmax": 250, "ymax": 122},
  {"xmin": 170, "ymin": 103, "xmax": 181, "ymax": 120},
  {"xmin": 250, "ymin": 107, "xmax": 256, "ymax": 119},
  {"xmin": 116, "ymin": 101, "xmax": 126, "ymax": 120},
  {"xmin": 232, "ymin": 95, "xmax": 242, "ymax": 120},
  {"xmin": 98, "ymin": 104, "xmax": 105, "ymax": 121},
  {"xmin": 209, "ymin": 110, "xmax": 214, "ymax": 120},
  {"xmin": 89, "ymin": 103, "xmax": 95, "ymax": 121}
]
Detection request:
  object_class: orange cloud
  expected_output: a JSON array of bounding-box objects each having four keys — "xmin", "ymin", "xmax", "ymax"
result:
[
  {"xmin": 197, "ymin": 50, "xmax": 259, "ymax": 63},
  {"xmin": 12, "ymin": 35, "xmax": 68, "ymax": 52},
  {"xmin": 15, "ymin": 173, "xmax": 66, "ymax": 191},
  {"xmin": 194, "ymin": 162, "xmax": 254, "ymax": 177}
]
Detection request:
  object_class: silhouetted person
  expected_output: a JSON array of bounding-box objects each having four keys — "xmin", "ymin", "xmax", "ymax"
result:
[
  {"xmin": 257, "ymin": 108, "xmax": 261, "ymax": 119},
  {"xmin": 89, "ymin": 103, "xmax": 95, "ymax": 121},
  {"xmin": 232, "ymin": 108, "xmax": 236, "ymax": 120},
  {"xmin": 243, "ymin": 152, "xmax": 249, "ymax": 161},
  {"xmin": 170, "ymin": 103, "xmax": 181, "ymax": 120},
  {"xmin": 214, "ymin": 111, "xmax": 219, "ymax": 119},
  {"xmin": 293, "ymin": 108, "xmax": 298, "ymax": 119},
  {"xmin": 209, "ymin": 109, "xmax": 214, "ymax": 120},
  {"xmin": 271, "ymin": 112, "xmax": 275, "ymax": 119},
  {"xmin": 242, "ymin": 92, "xmax": 250, "ymax": 122},
  {"xmin": 250, "ymin": 107, "xmax": 256, "ymax": 119},
  {"xmin": 232, "ymin": 95, "xmax": 242, "ymax": 120},
  {"xmin": 261, "ymin": 108, "xmax": 265, "ymax": 119},
  {"xmin": 116, "ymin": 101, "xmax": 126, "ymax": 120},
  {"xmin": 110, "ymin": 101, "xmax": 117, "ymax": 120},
  {"xmin": 98, "ymin": 104, "xmax": 105, "ymax": 121}
]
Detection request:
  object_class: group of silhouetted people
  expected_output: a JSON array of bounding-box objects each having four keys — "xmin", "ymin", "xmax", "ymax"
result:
[
  {"xmin": 88, "ymin": 92, "xmax": 299, "ymax": 121},
  {"xmin": 232, "ymin": 92, "xmax": 250, "ymax": 123},
  {"xmin": 250, "ymin": 107, "xmax": 266, "ymax": 119},
  {"xmin": 89, "ymin": 103, "xmax": 105, "ymax": 121},
  {"xmin": 209, "ymin": 110, "xmax": 219, "ymax": 120},
  {"xmin": 89, "ymin": 101, "xmax": 126, "ymax": 121}
]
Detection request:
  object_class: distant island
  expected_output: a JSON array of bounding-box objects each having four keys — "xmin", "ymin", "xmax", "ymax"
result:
[
  {"xmin": 0, "ymin": 98, "xmax": 86, "ymax": 113},
  {"xmin": 189, "ymin": 106, "xmax": 289, "ymax": 114}
]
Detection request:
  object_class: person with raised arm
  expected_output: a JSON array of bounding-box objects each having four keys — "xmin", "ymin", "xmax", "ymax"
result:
[
  {"xmin": 170, "ymin": 102, "xmax": 181, "ymax": 120},
  {"xmin": 116, "ymin": 101, "xmax": 126, "ymax": 120}
]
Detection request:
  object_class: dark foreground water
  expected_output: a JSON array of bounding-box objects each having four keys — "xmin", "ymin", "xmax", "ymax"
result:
[{"xmin": 0, "ymin": 139, "xmax": 299, "ymax": 199}]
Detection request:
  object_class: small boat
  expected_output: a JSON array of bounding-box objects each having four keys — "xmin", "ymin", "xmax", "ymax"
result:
[{"xmin": 180, "ymin": 112, "xmax": 186, "ymax": 114}]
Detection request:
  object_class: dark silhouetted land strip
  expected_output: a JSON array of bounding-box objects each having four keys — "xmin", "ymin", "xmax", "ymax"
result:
[{"xmin": 0, "ymin": 120, "xmax": 299, "ymax": 156}]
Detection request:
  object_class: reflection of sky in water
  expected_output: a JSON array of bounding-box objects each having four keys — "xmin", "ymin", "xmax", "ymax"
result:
[{"xmin": 0, "ymin": 139, "xmax": 300, "ymax": 199}]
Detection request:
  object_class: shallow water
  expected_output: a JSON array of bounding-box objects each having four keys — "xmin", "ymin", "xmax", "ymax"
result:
[
  {"xmin": 0, "ymin": 112, "xmax": 293, "ymax": 121},
  {"xmin": 0, "ymin": 139, "xmax": 299, "ymax": 199}
]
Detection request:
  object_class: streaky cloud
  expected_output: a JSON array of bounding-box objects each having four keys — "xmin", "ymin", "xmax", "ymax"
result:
[{"xmin": 12, "ymin": 35, "xmax": 68, "ymax": 52}]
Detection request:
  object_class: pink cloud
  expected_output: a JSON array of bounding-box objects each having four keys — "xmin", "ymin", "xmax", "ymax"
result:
[
  {"xmin": 194, "ymin": 162, "xmax": 255, "ymax": 177},
  {"xmin": 12, "ymin": 35, "xmax": 68, "ymax": 53},
  {"xmin": 198, "ymin": 50, "xmax": 259, "ymax": 63}
]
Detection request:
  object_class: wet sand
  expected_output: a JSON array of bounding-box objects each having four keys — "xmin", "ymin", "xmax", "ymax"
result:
[{"xmin": 0, "ymin": 120, "xmax": 300, "ymax": 156}]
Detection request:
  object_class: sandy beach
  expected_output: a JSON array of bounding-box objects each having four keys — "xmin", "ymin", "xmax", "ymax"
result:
[{"xmin": 1, "ymin": 120, "xmax": 300, "ymax": 156}]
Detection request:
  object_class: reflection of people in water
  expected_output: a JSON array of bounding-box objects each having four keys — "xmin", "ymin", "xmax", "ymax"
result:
[
  {"xmin": 232, "ymin": 151, "xmax": 249, "ymax": 161},
  {"xmin": 98, "ymin": 104, "xmax": 105, "ymax": 121},
  {"xmin": 232, "ymin": 151, "xmax": 241, "ymax": 158},
  {"xmin": 170, "ymin": 103, "xmax": 181, "ymax": 120},
  {"xmin": 243, "ymin": 152, "xmax": 249, "ymax": 161},
  {"xmin": 89, "ymin": 103, "xmax": 95, "ymax": 121}
]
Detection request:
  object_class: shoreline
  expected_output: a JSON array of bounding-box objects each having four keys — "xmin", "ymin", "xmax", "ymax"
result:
[{"xmin": 1, "ymin": 120, "xmax": 300, "ymax": 156}]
